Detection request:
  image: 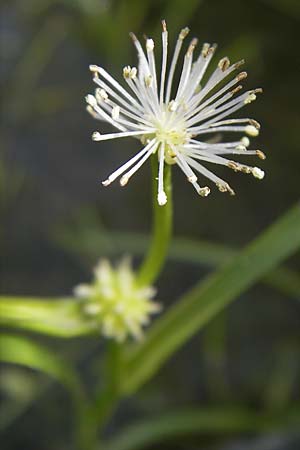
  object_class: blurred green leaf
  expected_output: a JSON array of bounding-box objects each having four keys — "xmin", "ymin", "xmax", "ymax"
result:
[
  {"xmin": 0, "ymin": 334, "xmax": 84, "ymax": 400},
  {"xmin": 104, "ymin": 405, "xmax": 300, "ymax": 450},
  {"xmin": 123, "ymin": 203, "xmax": 300, "ymax": 394},
  {"xmin": 0, "ymin": 297, "xmax": 96, "ymax": 337},
  {"xmin": 0, "ymin": 368, "xmax": 47, "ymax": 431},
  {"xmin": 263, "ymin": 344, "xmax": 300, "ymax": 410},
  {"xmin": 259, "ymin": 0, "xmax": 300, "ymax": 18},
  {"xmin": 7, "ymin": 14, "xmax": 69, "ymax": 121},
  {"xmin": 57, "ymin": 223, "xmax": 300, "ymax": 301}
]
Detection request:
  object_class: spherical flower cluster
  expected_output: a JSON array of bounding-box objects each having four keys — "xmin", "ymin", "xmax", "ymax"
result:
[
  {"xmin": 86, "ymin": 21, "xmax": 265, "ymax": 205},
  {"xmin": 74, "ymin": 259, "xmax": 160, "ymax": 342}
]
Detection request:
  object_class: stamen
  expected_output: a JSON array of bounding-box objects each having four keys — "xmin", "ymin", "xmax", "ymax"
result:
[
  {"xmin": 160, "ymin": 20, "xmax": 168, "ymax": 105},
  {"xmin": 157, "ymin": 143, "xmax": 167, "ymax": 205},
  {"xmin": 92, "ymin": 129, "xmax": 155, "ymax": 142},
  {"xmin": 252, "ymin": 167, "xmax": 265, "ymax": 179},
  {"xmin": 120, "ymin": 141, "xmax": 158, "ymax": 186},
  {"xmin": 218, "ymin": 57, "xmax": 230, "ymax": 72},
  {"xmin": 165, "ymin": 27, "xmax": 190, "ymax": 103},
  {"xmin": 102, "ymin": 139, "xmax": 156, "ymax": 186}
]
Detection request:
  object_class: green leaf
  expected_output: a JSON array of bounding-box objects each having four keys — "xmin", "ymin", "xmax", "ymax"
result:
[
  {"xmin": 57, "ymin": 224, "xmax": 300, "ymax": 301},
  {"xmin": 123, "ymin": 203, "xmax": 300, "ymax": 394},
  {"xmin": 0, "ymin": 368, "xmax": 47, "ymax": 431},
  {"xmin": 104, "ymin": 405, "xmax": 300, "ymax": 450},
  {"xmin": 0, "ymin": 297, "xmax": 96, "ymax": 337},
  {"xmin": 0, "ymin": 334, "xmax": 84, "ymax": 400}
]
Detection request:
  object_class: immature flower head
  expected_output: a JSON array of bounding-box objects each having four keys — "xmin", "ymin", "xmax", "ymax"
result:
[
  {"xmin": 74, "ymin": 259, "xmax": 160, "ymax": 342},
  {"xmin": 86, "ymin": 21, "xmax": 265, "ymax": 205}
]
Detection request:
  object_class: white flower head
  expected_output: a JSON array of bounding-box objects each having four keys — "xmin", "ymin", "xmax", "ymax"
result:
[
  {"xmin": 74, "ymin": 258, "xmax": 160, "ymax": 342},
  {"xmin": 86, "ymin": 21, "xmax": 266, "ymax": 205}
]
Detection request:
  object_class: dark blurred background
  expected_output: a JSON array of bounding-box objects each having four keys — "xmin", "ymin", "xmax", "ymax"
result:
[{"xmin": 1, "ymin": 0, "xmax": 300, "ymax": 449}]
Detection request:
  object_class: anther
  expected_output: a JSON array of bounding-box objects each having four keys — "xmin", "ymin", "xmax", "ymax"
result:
[
  {"xmin": 245, "ymin": 125, "xmax": 259, "ymax": 137},
  {"xmin": 241, "ymin": 136, "xmax": 250, "ymax": 147},
  {"xmin": 179, "ymin": 27, "xmax": 190, "ymax": 40},
  {"xmin": 95, "ymin": 88, "xmax": 108, "ymax": 102},
  {"xmin": 123, "ymin": 66, "xmax": 137, "ymax": 79},
  {"xmin": 201, "ymin": 43, "xmax": 210, "ymax": 57},
  {"xmin": 161, "ymin": 19, "xmax": 167, "ymax": 32},
  {"xmin": 168, "ymin": 100, "xmax": 178, "ymax": 112},
  {"xmin": 89, "ymin": 65, "xmax": 100, "ymax": 76},
  {"xmin": 217, "ymin": 183, "xmax": 235, "ymax": 195},
  {"xmin": 256, "ymin": 150, "xmax": 266, "ymax": 160},
  {"xmin": 144, "ymin": 75, "xmax": 153, "ymax": 87},
  {"xmin": 199, "ymin": 186, "xmax": 210, "ymax": 197},
  {"xmin": 158, "ymin": 191, "xmax": 167, "ymax": 206},
  {"xmin": 241, "ymin": 166, "xmax": 251, "ymax": 174},
  {"xmin": 252, "ymin": 167, "xmax": 265, "ymax": 179},
  {"xmin": 236, "ymin": 71, "xmax": 247, "ymax": 82},
  {"xmin": 244, "ymin": 93, "xmax": 256, "ymax": 104},
  {"xmin": 92, "ymin": 131, "xmax": 101, "ymax": 141},
  {"xmin": 146, "ymin": 38, "xmax": 154, "ymax": 51},
  {"xmin": 129, "ymin": 32, "xmax": 137, "ymax": 42},
  {"xmin": 233, "ymin": 59, "xmax": 245, "ymax": 69},
  {"xmin": 120, "ymin": 175, "xmax": 129, "ymax": 186},
  {"xmin": 218, "ymin": 57, "xmax": 230, "ymax": 72},
  {"xmin": 187, "ymin": 38, "xmax": 198, "ymax": 56},
  {"xmin": 249, "ymin": 119, "xmax": 260, "ymax": 129},
  {"xmin": 228, "ymin": 161, "xmax": 240, "ymax": 172},
  {"xmin": 85, "ymin": 94, "xmax": 97, "ymax": 108}
]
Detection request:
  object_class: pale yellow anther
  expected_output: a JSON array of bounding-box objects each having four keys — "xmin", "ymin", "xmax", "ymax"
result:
[
  {"xmin": 120, "ymin": 176, "xmax": 129, "ymax": 186},
  {"xmin": 244, "ymin": 93, "xmax": 257, "ymax": 104},
  {"xmin": 96, "ymin": 88, "xmax": 108, "ymax": 102},
  {"xmin": 241, "ymin": 137, "xmax": 250, "ymax": 147},
  {"xmin": 201, "ymin": 43, "xmax": 210, "ymax": 57},
  {"xmin": 146, "ymin": 38, "xmax": 154, "ymax": 51},
  {"xmin": 199, "ymin": 186, "xmax": 210, "ymax": 197},
  {"xmin": 92, "ymin": 131, "xmax": 101, "ymax": 141},
  {"xmin": 179, "ymin": 27, "xmax": 190, "ymax": 40},
  {"xmin": 123, "ymin": 66, "xmax": 137, "ymax": 79},
  {"xmin": 85, "ymin": 94, "xmax": 97, "ymax": 108},
  {"xmin": 157, "ymin": 191, "xmax": 167, "ymax": 206},
  {"xmin": 168, "ymin": 100, "xmax": 178, "ymax": 112},
  {"xmin": 89, "ymin": 64, "xmax": 100, "ymax": 74},
  {"xmin": 245, "ymin": 125, "xmax": 259, "ymax": 137},
  {"xmin": 252, "ymin": 167, "xmax": 265, "ymax": 179},
  {"xmin": 187, "ymin": 38, "xmax": 198, "ymax": 56},
  {"xmin": 218, "ymin": 57, "xmax": 230, "ymax": 71},
  {"xmin": 144, "ymin": 75, "xmax": 153, "ymax": 88}
]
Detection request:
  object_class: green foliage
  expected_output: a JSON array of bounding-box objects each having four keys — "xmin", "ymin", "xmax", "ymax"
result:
[
  {"xmin": 104, "ymin": 405, "xmax": 300, "ymax": 450},
  {"xmin": 123, "ymin": 203, "xmax": 300, "ymax": 394},
  {"xmin": 0, "ymin": 334, "xmax": 85, "ymax": 401},
  {"xmin": 0, "ymin": 297, "xmax": 95, "ymax": 337}
]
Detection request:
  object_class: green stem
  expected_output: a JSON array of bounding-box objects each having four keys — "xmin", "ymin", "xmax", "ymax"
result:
[
  {"xmin": 80, "ymin": 342, "xmax": 122, "ymax": 449},
  {"xmin": 136, "ymin": 156, "xmax": 172, "ymax": 286},
  {"xmin": 78, "ymin": 161, "xmax": 173, "ymax": 446}
]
